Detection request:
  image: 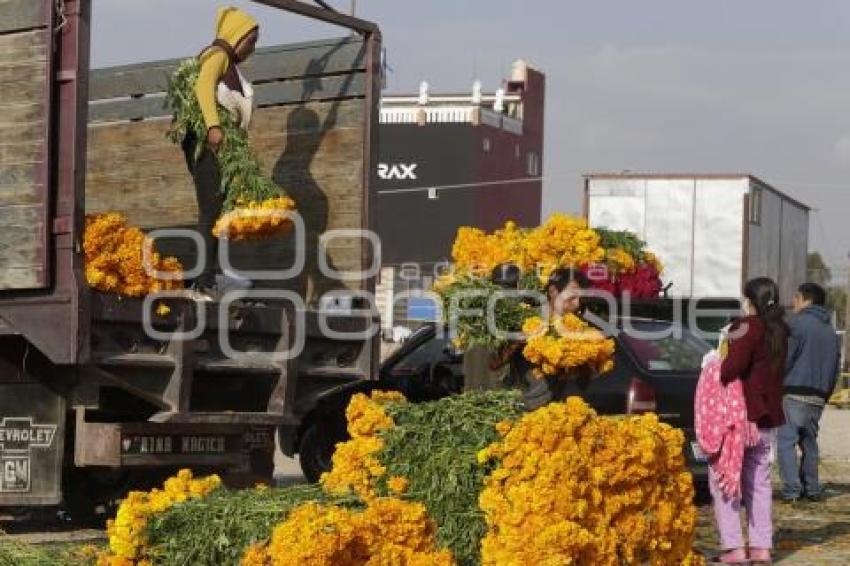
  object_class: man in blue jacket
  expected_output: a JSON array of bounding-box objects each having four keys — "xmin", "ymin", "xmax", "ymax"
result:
[{"xmin": 778, "ymin": 282, "xmax": 841, "ymax": 503}]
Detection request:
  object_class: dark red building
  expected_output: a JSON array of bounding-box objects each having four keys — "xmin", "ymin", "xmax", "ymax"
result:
[{"xmin": 375, "ymin": 60, "xmax": 545, "ymax": 330}]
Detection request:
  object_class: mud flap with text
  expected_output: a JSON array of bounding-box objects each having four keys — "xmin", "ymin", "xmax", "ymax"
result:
[{"xmin": 0, "ymin": 383, "xmax": 65, "ymax": 506}]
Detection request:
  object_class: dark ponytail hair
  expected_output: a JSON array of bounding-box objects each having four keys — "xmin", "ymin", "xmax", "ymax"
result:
[
  {"xmin": 547, "ymin": 267, "xmax": 590, "ymax": 294},
  {"xmin": 743, "ymin": 277, "xmax": 789, "ymax": 362}
]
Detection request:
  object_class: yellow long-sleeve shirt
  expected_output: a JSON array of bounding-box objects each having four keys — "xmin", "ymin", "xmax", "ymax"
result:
[
  {"xmin": 196, "ymin": 6, "xmax": 258, "ymax": 131},
  {"xmin": 195, "ymin": 49, "xmax": 230, "ymax": 130}
]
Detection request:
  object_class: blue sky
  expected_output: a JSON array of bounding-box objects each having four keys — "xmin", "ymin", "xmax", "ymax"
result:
[{"xmin": 93, "ymin": 0, "xmax": 850, "ymax": 276}]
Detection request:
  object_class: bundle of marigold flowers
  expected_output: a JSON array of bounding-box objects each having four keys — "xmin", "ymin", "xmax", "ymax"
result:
[
  {"xmin": 240, "ymin": 497, "xmax": 455, "ymax": 566},
  {"xmin": 477, "ymin": 397, "xmax": 705, "ymax": 566},
  {"xmin": 521, "ymin": 313, "xmax": 616, "ymax": 378},
  {"xmin": 166, "ymin": 59, "xmax": 297, "ymax": 241},
  {"xmin": 213, "ymin": 196, "xmax": 297, "ymax": 240},
  {"xmin": 445, "ymin": 216, "xmax": 664, "ymax": 299},
  {"xmin": 435, "ymin": 272, "xmax": 537, "ymax": 351},
  {"xmin": 320, "ymin": 390, "xmax": 406, "ymax": 500},
  {"xmin": 84, "ymin": 213, "xmax": 184, "ymax": 297},
  {"xmin": 321, "ymin": 390, "xmax": 524, "ymax": 566},
  {"xmin": 522, "ymin": 213, "xmax": 606, "ymax": 283},
  {"xmin": 451, "ymin": 221, "xmax": 531, "ymax": 276},
  {"xmin": 97, "ymin": 469, "xmax": 221, "ymax": 565}
]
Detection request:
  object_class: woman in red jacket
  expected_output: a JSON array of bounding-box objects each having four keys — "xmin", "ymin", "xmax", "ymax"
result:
[{"xmin": 712, "ymin": 277, "xmax": 789, "ymax": 564}]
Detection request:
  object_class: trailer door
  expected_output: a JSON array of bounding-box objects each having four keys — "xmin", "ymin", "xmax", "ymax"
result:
[{"xmin": 0, "ymin": 0, "xmax": 56, "ymax": 290}]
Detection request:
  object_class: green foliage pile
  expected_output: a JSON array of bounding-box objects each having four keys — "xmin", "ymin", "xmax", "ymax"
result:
[{"xmin": 377, "ymin": 391, "xmax": 524, "ymax": 566}]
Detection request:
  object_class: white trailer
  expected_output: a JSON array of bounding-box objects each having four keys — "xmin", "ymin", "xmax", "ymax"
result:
[{"xmin": 584, "ymin": 174, "xmax": 810, "ymax": 304}]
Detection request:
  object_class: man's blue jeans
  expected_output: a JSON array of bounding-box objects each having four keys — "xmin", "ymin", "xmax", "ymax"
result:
[{"xmin": 777, "ymin": 396, "xmax": 824, "ymax": 499}]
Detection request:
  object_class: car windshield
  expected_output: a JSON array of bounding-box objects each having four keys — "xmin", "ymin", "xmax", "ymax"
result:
[{"xmin": 618, "ymin": 320, "xmax": 710, "ymax": 373}]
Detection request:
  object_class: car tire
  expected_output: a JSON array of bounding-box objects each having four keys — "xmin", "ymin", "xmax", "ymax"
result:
[{"xmin": 298, "ymin": 421, "xmax": 339, "ymax": 483}]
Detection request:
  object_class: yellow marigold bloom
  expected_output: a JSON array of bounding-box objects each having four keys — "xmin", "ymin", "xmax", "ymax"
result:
[
  {"xmin": 240, "ymin": 543, "xmax": 270, "ymax": 566},
  {"xmin": 606, "ymin": 247, "xmax": 636, "ymax": 274},
  {"xmin": 345, "ymin": 392, "xmax": 399, "ymax": 438},
  {"xmin": 450, "ymin": 220, "xmax": 531, "ymax": 275},
  {"xmin": 523, "ymin": 214, "xmax": 605, "ymax": 270},
  {"xmin": 386, "ymin": 475, "xmax": 410, "ymax": 495},
  {"xmin": 521, "ymin": 316, "xmax": 547, "ymax": 337},
  {"xmin": 264, "ymin": 498, "xmax": 455, "ymax": 566},
  {"xmin": 643, "ymin": 251, "xmax": 664, "ymax": 274},
  {"xmin": 522, "ymin": 314, "xmax": 615, "ymax": 379},
  {"xmin": 495, "ymin": 420, "xmax": 513, "ymax": 437}
]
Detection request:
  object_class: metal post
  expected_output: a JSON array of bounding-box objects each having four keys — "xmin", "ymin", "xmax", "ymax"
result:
[
  {"xmin": 844, "ymin": 252, "xmax": 850, "ymax": 374},
  {"xmin": 350, "ymin": 0, "xmax": 357, "ymax": 16}
]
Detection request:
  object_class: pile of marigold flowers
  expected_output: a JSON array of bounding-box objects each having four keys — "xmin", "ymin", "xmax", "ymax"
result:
[
  {"xmin": 312, "ymin": 391, "xmax": 704, "ymax": 566},
  {"xmin": 73, "ymin": 391, "xmax": 703, "ymax": 566},
  {"xmin": 521, "ymin": 313, "xmax": 616, "ymax": 377},
  {"xmin": 84, "ymin": 213, "xmax": 184, "ymax": 297}
]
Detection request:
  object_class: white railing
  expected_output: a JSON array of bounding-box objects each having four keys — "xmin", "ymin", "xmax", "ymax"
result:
[
  {"xmin": 380, "ymin": 105, "xmax": 475, "ymax": 124},
  {"xmin": 425, "ymin": 105, "xmax": 475, "ymax": 123},
  {"xmin": 380, "ymin": 107, "xmax": 419, "ymax": 124},
  {"xmin": 380, "ymin": 104, "xmax": 524, "ymax": 135}
]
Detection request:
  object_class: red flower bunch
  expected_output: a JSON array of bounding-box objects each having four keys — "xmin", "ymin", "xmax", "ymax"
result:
[{"xmin": 618, "ymin": 263, "xmax": 663, "ymax": 299}]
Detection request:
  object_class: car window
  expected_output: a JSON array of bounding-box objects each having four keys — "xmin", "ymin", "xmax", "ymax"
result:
[
  {"xmin": 391, "ymin": 335, "xmax": 449, "ymax": 374},
  {"xmin": 619, "ymin": 321, "xmax": 710, "ymax": 373}
]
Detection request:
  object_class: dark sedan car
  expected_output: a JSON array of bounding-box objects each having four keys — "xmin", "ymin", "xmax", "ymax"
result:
[{"xmin": 297, "ymin": 317, "xmax": 710, "ymax": 490}]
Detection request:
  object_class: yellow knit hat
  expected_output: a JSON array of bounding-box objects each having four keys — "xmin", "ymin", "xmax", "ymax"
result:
[{"xmin": 215, "ymin": 6, "xmax": 258, "ymax": 49}]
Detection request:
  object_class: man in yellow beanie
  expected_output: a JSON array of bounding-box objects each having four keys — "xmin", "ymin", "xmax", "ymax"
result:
[{"xmin": 183, "ymin": 6, "xmax": 259, "ymax": 299}]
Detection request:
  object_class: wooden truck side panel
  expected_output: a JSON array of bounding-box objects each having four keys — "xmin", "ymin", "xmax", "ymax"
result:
[
  {"xmin": 0, "ymin": 0, "xmax": 89, "ymax": 365},
  {"xmin": 0, "ymin": 0, "xmax": 54, "ymax": 289},
  {"xmin": 86, "ymin": 37, "xmax": 370, "ymax": 302}
]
